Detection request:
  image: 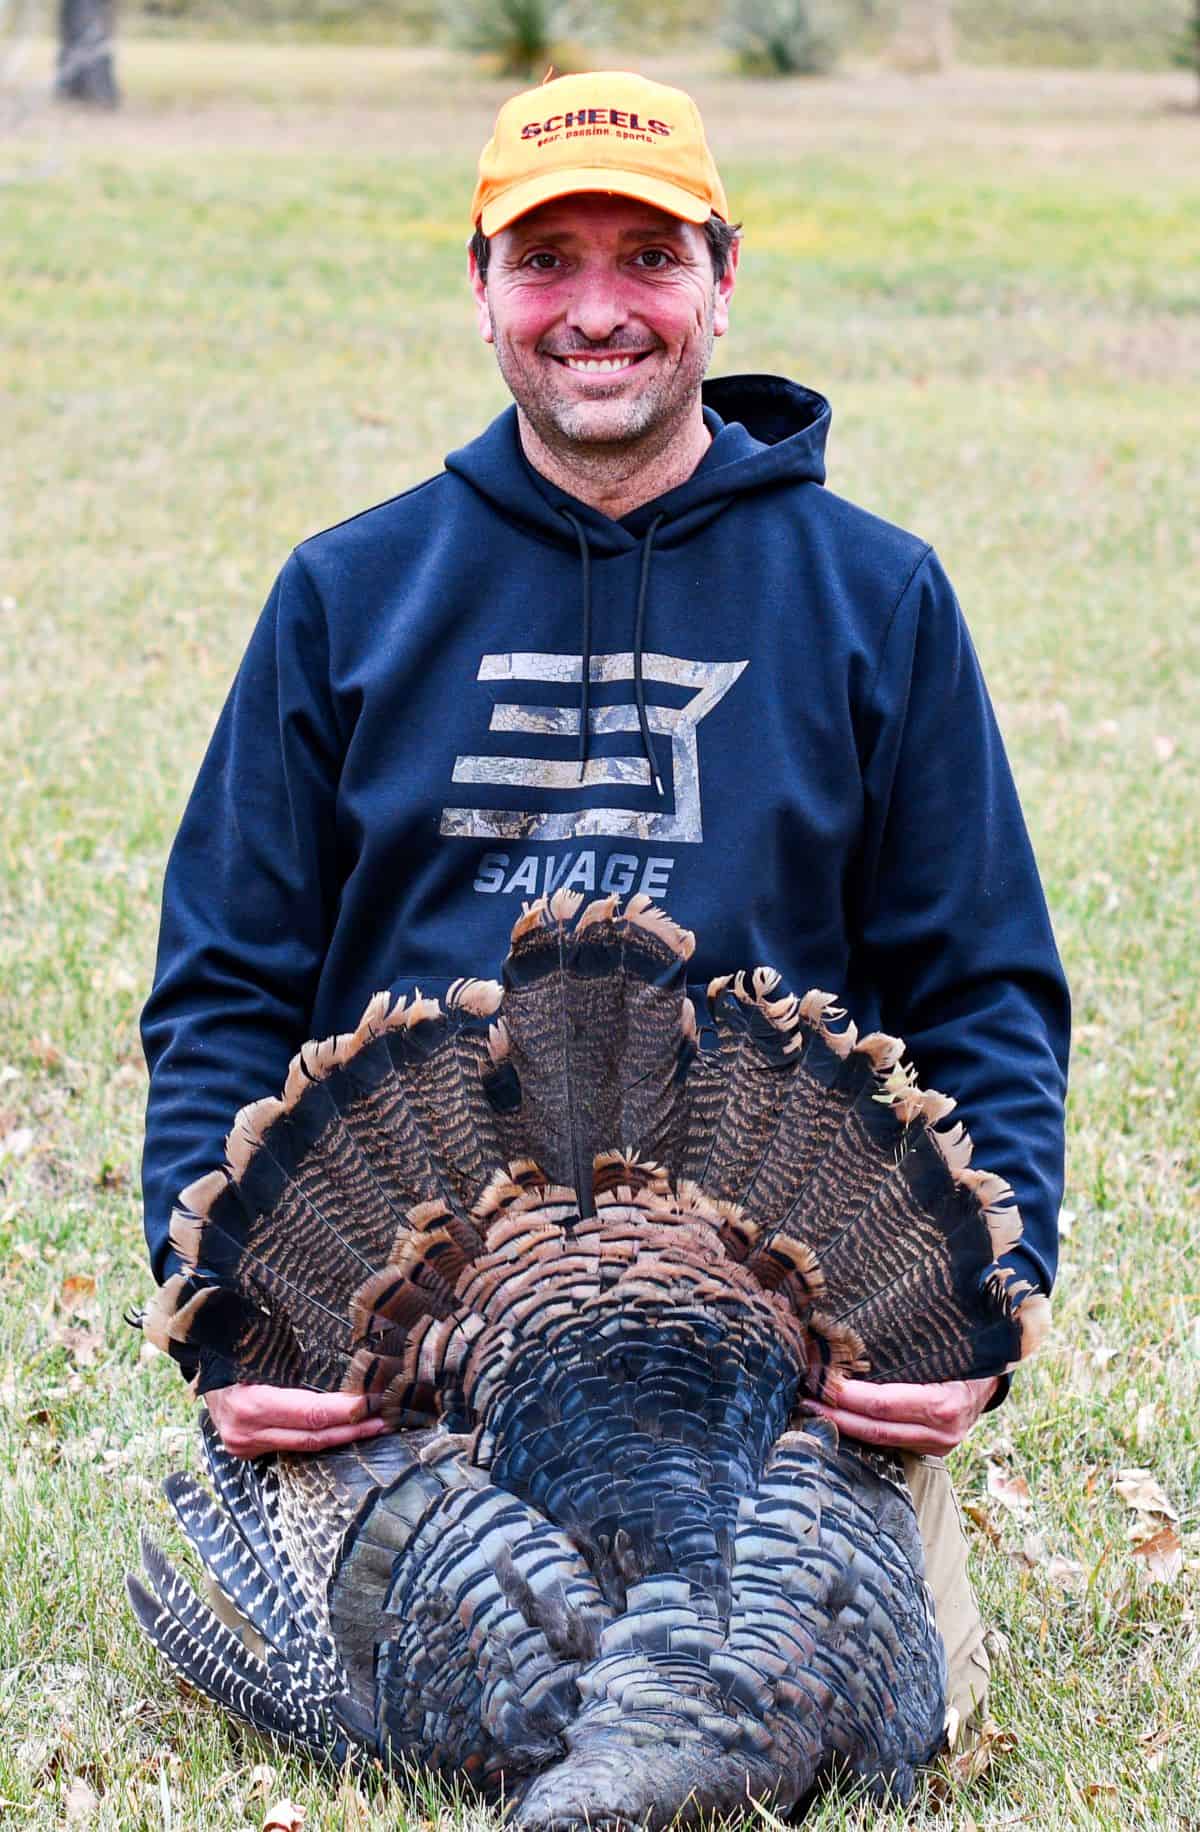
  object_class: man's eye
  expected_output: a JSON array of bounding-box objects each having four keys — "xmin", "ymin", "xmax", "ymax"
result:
[
  {"xmin": 524, "ymin": 252, "xmax": 561, "ymax": 271},
  {"xmin": 636, "ymin": 249, "xmax": 674, "ymax": 270}
]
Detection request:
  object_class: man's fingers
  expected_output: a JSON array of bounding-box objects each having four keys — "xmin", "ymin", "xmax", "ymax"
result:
[
  {"xmin": 209, "ymin": 1385, "xmax": 375, "ymax": 1432},
  {"xmin": 203, "ymin": 1383, "xmax": 388, "ymax": 1456},
  {"xmin": 802, "ymin": 1400, "xmax": 953, "ymax": 1457},
  {"xmin": 823, "ymin": 1378, "xmax": 959, "ymax": 1426},
  {"xmin": 220, "ymin": 1418, "xmax": 390, "ymax": 1459}
]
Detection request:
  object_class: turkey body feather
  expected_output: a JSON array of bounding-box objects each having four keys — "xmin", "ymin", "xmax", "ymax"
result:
[{"xmin": 132, "ymin": 892, "xmax": 1048, "ymax": 1827}]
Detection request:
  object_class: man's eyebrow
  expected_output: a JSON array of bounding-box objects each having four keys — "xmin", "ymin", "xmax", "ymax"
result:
[{"xmin": 508, "ymin": 219, "xmax": 690, "ymax": 248}]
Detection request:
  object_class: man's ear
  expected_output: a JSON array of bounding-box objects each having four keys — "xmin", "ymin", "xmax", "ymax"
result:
[
  {"xmin": 713, "ymin": 235, "xmax": 740, "ymax": 340},
  {"xmin": 468, "ymin": 244, "xmax": 494, "ymax": 346}
]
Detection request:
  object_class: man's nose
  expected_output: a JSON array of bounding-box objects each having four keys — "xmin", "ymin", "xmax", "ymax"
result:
[{"xmin": 565, "ymin": 267, "xmax": 629, "ymax": 343}]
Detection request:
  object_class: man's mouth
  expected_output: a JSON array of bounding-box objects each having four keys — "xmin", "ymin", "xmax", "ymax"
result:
[{"xmin": 550, "ymin": 353, "xmax": 651, "ymax": 374}]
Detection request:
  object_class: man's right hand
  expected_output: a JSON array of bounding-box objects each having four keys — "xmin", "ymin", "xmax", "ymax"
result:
[{"xmin": 205, "ymin": 1384, "xmax": 390, "ymax": 1458}]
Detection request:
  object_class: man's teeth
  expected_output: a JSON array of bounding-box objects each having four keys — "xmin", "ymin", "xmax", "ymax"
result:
[{"xmin": 561, "ymin": 355, "xmax": 641, "ymax": 373}]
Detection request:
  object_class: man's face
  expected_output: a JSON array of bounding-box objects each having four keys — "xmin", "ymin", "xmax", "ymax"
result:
[{"xmin": 470, "ymin": 194, "xmax": 738, "ymax": 456}]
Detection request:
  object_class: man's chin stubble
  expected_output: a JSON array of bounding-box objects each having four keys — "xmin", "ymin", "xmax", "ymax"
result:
[{"xmin": 515, "ymin": 369, "xmax": 695, "ymax": 461}]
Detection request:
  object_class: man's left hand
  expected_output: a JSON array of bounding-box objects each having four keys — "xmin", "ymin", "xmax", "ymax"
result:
[{"xmin": 801, "ymin": 1375, "xmax": 1000, "ymax": 1456}]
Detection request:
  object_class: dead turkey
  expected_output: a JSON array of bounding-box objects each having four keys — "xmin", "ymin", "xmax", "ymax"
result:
[{"xmin": 130, "ymin": 891, "xmax": 1048, "ymax": 1827}]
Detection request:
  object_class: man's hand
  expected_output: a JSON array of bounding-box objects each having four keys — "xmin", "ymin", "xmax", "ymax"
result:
[
  {"xmin": 205, "ymin": 1384, "xmax": 390, "ymax": 1459},
  {"xmin": 801, "ymin": 1375, "xmax": 1000, "ymax": 1457}
]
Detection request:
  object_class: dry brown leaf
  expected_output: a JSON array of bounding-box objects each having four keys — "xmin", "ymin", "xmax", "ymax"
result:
[
  {"xmin": 242, "ymin": 1762, "xmax": 278, "ymax": 1805},
  {"xmin": 987, "ymin": 1464, "xmax": 1031, "ymax": 1512},
  {"xmin": 1084, "ymin": 1782, "xmax": 1119, "ymax": 1805},
  {"xmin": 1046, "ymin": 1554, "xmax": 1087, "ymax": 1592},
  {"xmin": 54, "ymin": 1325, "xmax": 104, "ymax": 1368},
  {"xmin": 963, "ymin": 1499, "xmax": 1002, "ymax": 1547},
  {"xmin": 1138, "ymin": 1724, "xmax": 1172, "ymax": 1772},
  {"xmin": 1133, "ymin": 1401, "xmax": 1157, "ymax": 1449},
  {"xmin": 59, "ymin": 1274, "xmax": 98, "ymax": 1310},
  {"xmin": 1019, "ymin": 1531, "xmax": 1047, "ymax": 1568},
  {"xmin": 1115, "ymin": 1467, "xmax": 1179, "ymax": 1520},
  {"xmin": 949, "ymin": 1718, "xmax": 1018, "ymax": 1785},
  {"xmin": 1132, "ymin": 1524, "xmax": 1183, "ymax": 1585},
  {"xmin": 63, "ymin": 1776, "xmax": 101, "ymax": 1823},
  {"xmin": 262, "ymin": 1802, "xmax": 307, "ymax": 1832}
]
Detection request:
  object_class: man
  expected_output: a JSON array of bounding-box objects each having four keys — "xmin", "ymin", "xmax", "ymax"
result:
[{"xmin": 140, "ymin": 71, "xmax": 1069, "ymax": 1732}]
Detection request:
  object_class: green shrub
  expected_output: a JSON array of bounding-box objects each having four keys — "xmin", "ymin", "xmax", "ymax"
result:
[
  {"xmin": 441, "ymin": 0, "xmax": 597, "ymax": 76},
  {"xmin": 722, "ymin": 0, "xmax": 846, "ymax": 74}
]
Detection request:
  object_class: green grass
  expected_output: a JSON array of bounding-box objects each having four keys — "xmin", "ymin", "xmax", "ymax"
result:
[{"xmin": 2, "ymin": 46, "xmax": 1199, "ymax": 1832}]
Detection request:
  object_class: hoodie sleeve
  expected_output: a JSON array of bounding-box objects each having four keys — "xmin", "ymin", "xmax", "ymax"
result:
[
  {"xmin": 139, "ymin": 551, "xmax": 344, "ymax": 1284},
  {"xmin": 856, "ymin": 548, "xmax": 1070, "ymax": 1377}
]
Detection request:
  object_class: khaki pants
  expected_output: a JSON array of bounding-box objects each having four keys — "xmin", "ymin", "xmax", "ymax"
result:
[
  {"xmin": 901, "ymin": 1452, "xmax": 990, "ymax": 1735},
  {"xmin": 208, "ymin": 1456, "xmax": 991, "ymax": 1735}
]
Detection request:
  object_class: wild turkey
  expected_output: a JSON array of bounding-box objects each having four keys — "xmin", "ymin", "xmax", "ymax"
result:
[{"xmin": 130, "ymin": 891, "xmax": 1048, "ymax": 1826}]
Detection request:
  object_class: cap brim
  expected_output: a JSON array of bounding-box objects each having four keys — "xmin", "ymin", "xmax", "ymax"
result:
[{"xmin": 480, "ymin": 166, "xmax": 712, "ymax": 235}]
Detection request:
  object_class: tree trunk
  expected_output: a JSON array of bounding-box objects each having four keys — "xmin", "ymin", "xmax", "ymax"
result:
[
  {"xmin": 888, "ymin": 0, "xmax": 954, "ymax": 73},
  {"xmin": 56, "ymin": 0, "xmax": 119, "ymax": 106}
]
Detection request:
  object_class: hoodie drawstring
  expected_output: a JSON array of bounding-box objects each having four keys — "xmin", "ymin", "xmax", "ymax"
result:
[
  {"xmin": 633, "ymin": 513, "xmax": 666, "ymax": 797},
  {"xmin": 558, "ymin": 508, "xmax": 666, "ymax": 800},
  {"xmin": 560, "ymin": 511, "xmax": 595, "ymax": 785}
]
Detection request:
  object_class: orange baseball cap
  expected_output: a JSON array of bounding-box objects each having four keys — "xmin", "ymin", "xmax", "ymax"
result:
[{"xmin": 471, "ymin": 71, "xmax": 729, "ymax": 235}]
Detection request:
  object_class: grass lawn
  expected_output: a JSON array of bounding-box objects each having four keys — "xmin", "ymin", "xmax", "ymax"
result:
[{"xmin": 1, "ymin": 43, "xmax": 1198, "ymax": 1832}]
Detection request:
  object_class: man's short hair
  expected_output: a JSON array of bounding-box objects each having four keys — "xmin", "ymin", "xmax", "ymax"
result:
[{"xmin": 471, "ymin": 213, "xmax": 741, "ymax": 285}]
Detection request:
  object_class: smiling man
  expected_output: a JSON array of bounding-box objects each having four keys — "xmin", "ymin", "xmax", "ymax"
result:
[{"xmin": 141, "ymin": 71, "xmax": 1069, "ymax": 1739}]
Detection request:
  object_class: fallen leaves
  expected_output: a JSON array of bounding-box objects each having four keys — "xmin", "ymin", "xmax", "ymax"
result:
[
  {"xmin": 1138, "ymin": 1724, "xmax": 1172, "ymax": 1772},
  {"xmin": 987, "ymin": 1464, "xmax": 1032, "ymax": 1512},
  {"xmin": 0, "ymin": 1125, "xmax": 35, "ymax": 1162},
  {"xmin": 929, "ymin": 1718, "xmax": 1019, "ymax": 1806},
  {"xmin": 60, "ymin": 1273, "xmax": 98, "ymax": 1308},
  {"xmin": 63, "ymin": 1776, "xmax": 100, "ymax": 1823},
  {"xmin": 1114, "ymin": 1467, "xmax": 1178, "ymax": 1520},
  {"xmin": 48, "ymin": 1271, "xmax": 105, "ymax": 1369},
  {"xmin": 1131, "ymin": 1524, "xmax": 1183, "ymax": 1586},
  {"xmin": 1045, "ymin": 1554, "xmax": 1087, "ymax": 1592},
  {"xmin": 963, "ymin": 1498, "xmax": 1002, "ymax": 1547}
]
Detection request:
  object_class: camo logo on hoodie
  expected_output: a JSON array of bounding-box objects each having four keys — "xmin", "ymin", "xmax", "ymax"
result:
[{"xmin": 439, "ymin": 649, "xmax": 748, "ymax": 845}]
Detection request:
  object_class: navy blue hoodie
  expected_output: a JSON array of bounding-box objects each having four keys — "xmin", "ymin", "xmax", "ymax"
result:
[{"xmin": 141, "ymin": 374, "xmax": 1069, "ymax": 1338}]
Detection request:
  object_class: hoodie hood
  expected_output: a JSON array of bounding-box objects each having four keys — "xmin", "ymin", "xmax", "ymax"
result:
[{"xmin": 444, "ymin": 373, "xmax": 830, "ymax": 552}]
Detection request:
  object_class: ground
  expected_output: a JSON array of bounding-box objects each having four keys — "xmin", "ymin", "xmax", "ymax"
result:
[{"xmin": 0, "ymin": 44, "xmax": 1198, "ymax": 1832}]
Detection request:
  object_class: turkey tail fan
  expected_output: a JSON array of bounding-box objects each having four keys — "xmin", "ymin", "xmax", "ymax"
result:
[
  {"xmin": 140, "ymin": 892, "xmax": 1047, "ymax": 1419},
  {"xmin": 677, "ymin": 967, "xmax": 1050, "ymax": 1390}
]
